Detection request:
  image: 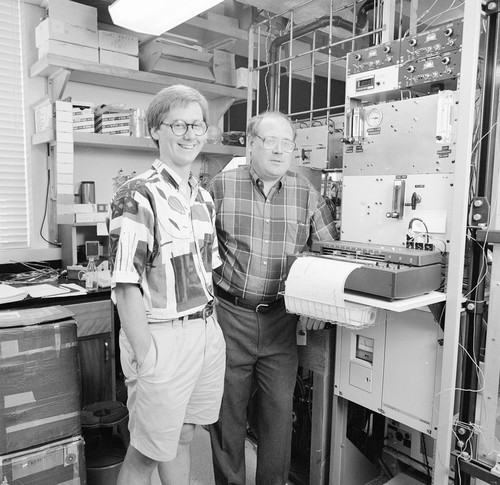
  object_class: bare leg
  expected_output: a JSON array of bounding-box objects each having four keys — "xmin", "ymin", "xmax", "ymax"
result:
[
  {"xmin": 117, "ymin": 445, "xmax": 158, "ymax": 485},
  {"xmin": 158, "ymin": 423, "xmax": 196, "ymax": 485}
]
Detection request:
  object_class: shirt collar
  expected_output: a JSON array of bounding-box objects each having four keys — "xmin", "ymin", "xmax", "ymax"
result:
[
  {"xmin": 152, "ymin": 159, "xmax": 198, "ymax": 192},
  {"xmin": 248, "ymin": 164, "xmax": 285, "ymax": 190}
]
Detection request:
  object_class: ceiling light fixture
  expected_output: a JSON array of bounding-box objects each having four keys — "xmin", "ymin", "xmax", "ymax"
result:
[{"xmin": 108, "ymin": 0, "xmax": 224, "ymax": 36}]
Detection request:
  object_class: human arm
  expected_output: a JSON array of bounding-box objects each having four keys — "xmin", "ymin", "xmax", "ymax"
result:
[{"xmin": 115, "ymin": 282, "xmax": 151, "ymax": 366}]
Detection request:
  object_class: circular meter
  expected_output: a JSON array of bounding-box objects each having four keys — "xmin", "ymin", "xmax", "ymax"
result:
[{"xmin": 366, "ymin": 107, "xmax": 383, "ymax": 127}]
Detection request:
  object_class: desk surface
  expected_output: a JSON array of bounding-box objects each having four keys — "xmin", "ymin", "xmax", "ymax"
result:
[{"xmin": 0, "ymin": 279, "xmax": 111, "ymax": 310}]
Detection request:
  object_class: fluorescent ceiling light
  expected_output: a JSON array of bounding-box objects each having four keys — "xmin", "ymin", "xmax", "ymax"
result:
[{"xmin": 109, "ymin": 0, "xmax": 224, "ymax": 36}]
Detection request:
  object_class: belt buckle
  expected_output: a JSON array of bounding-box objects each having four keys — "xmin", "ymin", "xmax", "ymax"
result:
[
  {"xmin": 255, "ymin": 303, "xmax": 270, "ymax": 313},
  {"xmin": 202, "ymin": 304, "xmax": 213, "ymax": 319}
]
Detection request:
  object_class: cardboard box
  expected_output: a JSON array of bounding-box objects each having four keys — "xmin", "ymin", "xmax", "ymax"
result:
[
  {"xmin": 36, "ymin": 17, "xmax": 98, "ymax": 49},
  {"xmin": 139, "ymin": 39, "xmax": 214, "ymax": 81},
  {"xmin": 0, "ymin": 436, "xmax": 85, "ymax": 484},
  {"xmin": 212, "ymin": 49, "xmax": 236, "ymax": 86},
  {"xmin": 74, "ymin": 211, "xmax": 108, "ymax": 223},
  {"xmin": 33, "ymin": 98, "xmax": 72, "ymax": 133},
  {"xmin": 99, "ymin": 48, "xmax": 139, "ymax": 70},
  {"xmin": 38, "ymin": 39, "xmax": 99, "ymax": 63},
  {"xmin": 142, "ymin": 57, "xmax": 215, "ymax": 81},
  {"xmin": 95, "ymin": 113, "xmax": 131, "ymax": 134},
  {"xmin": 41, "ymin": 0, "xmax": 97, "ymax": 26},
  {"xmin": 0, "ymin": 307, "xmax": 81, "ymax": 455},
  {"xmin": 98, "ymin": 29, "xmax": 138, "ymax": 56},
  {"xmin": 235, "ymin": 67, "xmax": 258, "ymax": 89}
]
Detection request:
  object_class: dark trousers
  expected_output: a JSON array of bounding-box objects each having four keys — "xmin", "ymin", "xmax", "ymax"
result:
[{"xmin": 209, "ymin": 297, "xmax": 299, "ymax": 485}]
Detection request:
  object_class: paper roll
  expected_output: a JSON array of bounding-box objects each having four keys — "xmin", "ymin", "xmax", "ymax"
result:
[{"xmin": 285, "ymin": 256, "xmax": 379, "ymax": 327}]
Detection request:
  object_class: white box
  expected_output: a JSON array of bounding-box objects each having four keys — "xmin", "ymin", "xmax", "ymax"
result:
[
  {"xmin": 96, "ymin": 129, "xmax": 130, "ymax": 135},
  {"xmin": 38, "ymin": 39, "xmax": 98, "ymax": 63},
  {"xmin": 98, "ymin": 30, "xmax": 138, "ymax": 56},
  {"xmin": 139, "ymin": 39, "xmax": 214, "ymax": 81},
  {"xmin": 35, "ymin": 17, "xmax": 98, "ymax": 49},
  {"xmin": 55, "ymin": 130, "xmax": 73, "ymax": 143},
  {"xmin": 41, "ymin": 0, "xmax": 97, "ymax": 25},
  {"xmin": 212, "ymin": 49, "xmax": 236, "ymax": 86},
  {"xmin": 33, "ymin": 97, "xmax": 53, "ymax": 133},
  {"xmin": 75, "ymin": 212, "xmax": 107, "ymax": 223},
  {"xmin": 236, "ymin": 67, "xmax": 258, "ymax": 89},
  {"xmin": 99, "ymin": 49, "xmax": 139, "ymax": 70}
]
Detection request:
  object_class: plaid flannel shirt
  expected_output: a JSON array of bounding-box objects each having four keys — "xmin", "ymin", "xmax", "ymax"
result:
[{"xmin": 209, "ymin": 165, "xmax": 338, "ymax": 301}]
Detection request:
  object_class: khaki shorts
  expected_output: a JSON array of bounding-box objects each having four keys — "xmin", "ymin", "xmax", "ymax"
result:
[{"xmin": 119, "ymin": 315, "xmax": 226, "ymax": 461}]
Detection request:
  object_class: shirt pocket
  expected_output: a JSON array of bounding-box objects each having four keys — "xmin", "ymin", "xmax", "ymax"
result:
[{"xmin": 284, "ymin": 221, "xmax": 309, "ymax": 254}]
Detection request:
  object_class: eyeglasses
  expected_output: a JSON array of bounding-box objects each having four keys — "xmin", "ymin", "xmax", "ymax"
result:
[
  {"xmin": 255, "ymin": 135, "xmax": 296, "ymax": 153},
  {"xmin": 161, "ymin": 120, "xmax": 208, "ymax": 136}
]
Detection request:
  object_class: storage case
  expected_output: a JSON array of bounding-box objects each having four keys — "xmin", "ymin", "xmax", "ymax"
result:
[
  {"xmin": 0, "ymin": 306, "xmax": 81, "ymax": 455},
  {"xmin": 0, "ymin": 435, "xmax": 85, "ymax": 484}
]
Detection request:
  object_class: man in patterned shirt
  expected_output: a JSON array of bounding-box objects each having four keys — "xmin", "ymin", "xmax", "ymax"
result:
[
  {"xmin": 208, "ymin": 111, "xmax": 338, "ymax": 485},
  {"xmin": 108, "ymin": 85, "xmax": 225, "ymax": 485}
]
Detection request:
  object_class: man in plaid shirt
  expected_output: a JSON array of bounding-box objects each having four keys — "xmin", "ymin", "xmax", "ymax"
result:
[{"xmin": 208, "ymin": 111, "xmax": 338, "ymax": 485}]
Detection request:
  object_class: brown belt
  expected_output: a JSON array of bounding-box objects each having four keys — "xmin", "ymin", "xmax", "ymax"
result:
[{"xmin": 215, "ymin": 286, "xmax": 283, "ymax": 314}]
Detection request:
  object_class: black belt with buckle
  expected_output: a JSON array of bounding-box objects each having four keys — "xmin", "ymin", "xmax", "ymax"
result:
[
  {"xmin": 186, "ymin": 302, "xmax": 214, "ymax": 320},
  {"xmin": 215, "ymin": 286, "xmax": 283, "ymax": 314}
]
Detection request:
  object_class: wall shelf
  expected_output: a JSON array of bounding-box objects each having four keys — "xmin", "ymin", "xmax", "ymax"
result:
[
  {"xmin": 30, "ymin": 54, "xmax": 248, "ymax": 104},
  {"xmin": 32, "ymin": 130, "xmax": 246, "ymax": 156}
]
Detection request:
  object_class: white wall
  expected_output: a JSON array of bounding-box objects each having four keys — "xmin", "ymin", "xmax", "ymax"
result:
[{"xmin": 4, "ymin": 2, "xmax": 205, "ymax": 264}]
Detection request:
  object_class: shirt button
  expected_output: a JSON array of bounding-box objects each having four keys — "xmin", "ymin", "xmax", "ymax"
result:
[
  {"xmin": 265, "ymin": 219, "xmax": 270, "ymax": 223},
  {"xmin": 263, "ymin": 261, "xmax": 267, "ymax": 265},
  {"xmin": 264, "ymin": 240, "xmax": 268, "ymax": 244}
]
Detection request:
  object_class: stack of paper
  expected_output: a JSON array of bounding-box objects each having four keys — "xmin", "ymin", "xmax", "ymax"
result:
[{"xmin": 0, "ymin": 284, "xmax": 29, "ymax": 304}]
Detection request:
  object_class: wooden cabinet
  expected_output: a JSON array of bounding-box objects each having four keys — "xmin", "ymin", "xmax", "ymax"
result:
[{"xmin": 64, "ymin": 299, "xmax": 116, "ymax": 407}]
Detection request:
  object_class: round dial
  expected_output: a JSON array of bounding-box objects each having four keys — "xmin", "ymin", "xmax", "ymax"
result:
[{"xmin": 366, "ymin": 107, "xmax": 383, "ymax": 128}]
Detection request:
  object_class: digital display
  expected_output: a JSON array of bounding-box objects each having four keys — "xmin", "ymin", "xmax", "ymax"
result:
[{"xmin": 356, "ymin": 76, "xmax": 375, "ymax": 91}]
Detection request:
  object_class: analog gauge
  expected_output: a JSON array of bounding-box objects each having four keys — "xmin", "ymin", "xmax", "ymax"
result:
[{"xmin": 366, "ymin": 107, "xmax": 383, "ymax": 128}]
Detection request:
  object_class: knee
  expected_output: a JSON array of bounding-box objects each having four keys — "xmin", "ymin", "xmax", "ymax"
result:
[{"xmin": 178, "ymin": 423, "xmax": 196, "ymax": 446}]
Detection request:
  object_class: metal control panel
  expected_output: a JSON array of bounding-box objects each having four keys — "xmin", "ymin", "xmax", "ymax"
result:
[
  {"xmin": 347, "ymin": 40, "xmax": 401, "ymax": 76},
  {"xmin": 400, "ymin": 48, "xmax": 461, "ymax": 88},
  {"xmin": 345, "ymin": 19, "xmax": 463, "ymax": 97},
  {"xmin": 400, "ymin": 19, "xmax": 463, "ymax": 64}
]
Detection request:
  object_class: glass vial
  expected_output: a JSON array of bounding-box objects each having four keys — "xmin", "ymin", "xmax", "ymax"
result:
[{"xmin": 85, "ymin": 257, "xmax": 98, "ymax": 292}]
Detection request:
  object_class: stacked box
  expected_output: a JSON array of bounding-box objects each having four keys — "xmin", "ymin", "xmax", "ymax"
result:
[
  {"xmin": 0, "ymin": 436, "xmax": 85, "ymax": 484},
  {"xmin": 139, "ymin": 39, "xmax": 215, "ymax": 82},
  {"xmin": 212, "ymin": 49, "xmax": 236, "ymax": 86},
  {"xmin": 0, "ymin": 306, "xmax": 81, "ymax": 455},
  {"xmin": 95, "ymin": 112, "xmax": 131, "ymax": 135},
  {"xmin": 36, "ymin": 0, "xmax": 98, "ymax": 62},
  {"xmin": 98, "ymin": 30, "xmax": 139, "ymax": 70},
  {"xmin": 72, "ymin": 101, "xmax": 95, "ymax": 133}
]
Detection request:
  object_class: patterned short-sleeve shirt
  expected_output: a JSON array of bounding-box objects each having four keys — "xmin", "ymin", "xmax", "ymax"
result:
[{"xmin": 108, "ymin": 159, "xmax": 221, "ymax": 322}]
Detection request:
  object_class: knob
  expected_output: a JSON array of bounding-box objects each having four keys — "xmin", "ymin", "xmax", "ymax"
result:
[
  {"xmin": 411, "ymin": 192, "xmax": 422, "ymax": 210},
  {"xmin": 383, "ymin": 45, "xmax": 391, "ymax": 53},
  {"xmin": 354, "ymin": 53, "xmax": 362, "ymax": 61},
  {"xmin": 444, "ymin": 27, "xmax": 453, "ymax": 36},
  {"xmin": 409, "ymin": 38, "xmax": 417, "ymax": 47},
  {"xmin": 442, "ymin": 56, "xmax": 451, "ymax": 65},
  {"xmin": 406, "ymin": 65, "xmax": 416, "ymax": 73}
]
